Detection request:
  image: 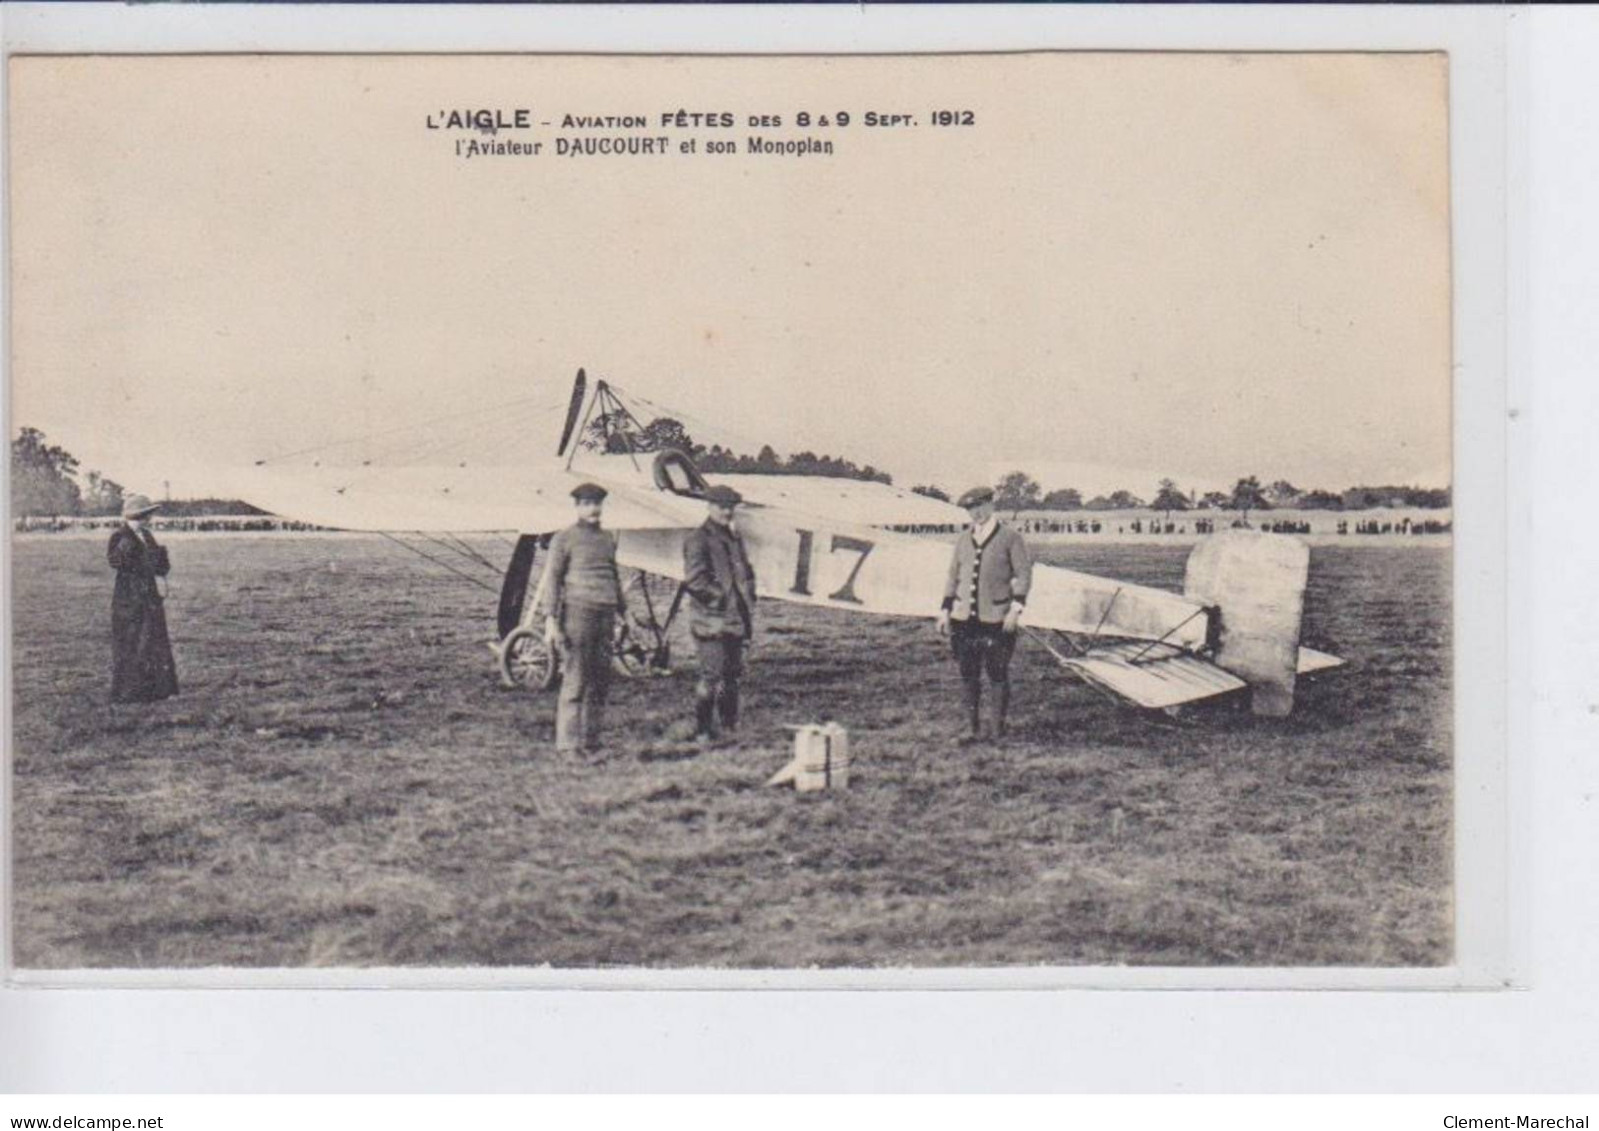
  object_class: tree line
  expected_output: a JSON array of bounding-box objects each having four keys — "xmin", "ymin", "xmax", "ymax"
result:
[
  {"xmin": 11, "ymin": 428, "xmax": 263, "ymax": 518},
  {"xmin": 911, "ymin": 473, "xmax": 1450, "ymax": 517},
  {"xmin": 11, "ymin": 427, "xmax": 128, "ymax": 517},
  {"xmin": 586, "ymin": 416, "xmax": 1448, "ymax": 512}
]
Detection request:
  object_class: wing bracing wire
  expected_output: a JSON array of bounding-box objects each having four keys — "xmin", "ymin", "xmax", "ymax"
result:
[{"xmin": 378, "ymin": 532, "xmax": 503, "ymax": 595}]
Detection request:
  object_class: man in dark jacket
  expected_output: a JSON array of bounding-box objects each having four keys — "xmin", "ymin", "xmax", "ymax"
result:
[
  {"xmin": 107, "ymin": 494, "xmax": 178, "ymax": 704},
  {"xmin": 538, "ymin": 482, "xmax": 628, "ymax": 754},
  {"xmin": 682, "ymin": 484, "xmax": 757, "ymax": 743},
  {"xmin": 936, "ymin": 486, "xmax": 1033, "ymax": 742}
]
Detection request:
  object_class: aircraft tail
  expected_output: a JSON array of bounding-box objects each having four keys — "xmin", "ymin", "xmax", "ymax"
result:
[{"xmin": 1183, "ymin": 529, "xmax": 1312, "ymax": 717}]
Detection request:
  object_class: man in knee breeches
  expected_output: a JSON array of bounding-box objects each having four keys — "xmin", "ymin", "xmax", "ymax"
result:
[
  {"xmin": 936, "ymin": 486, "xmax": 1033, "ymax": 743},
  {"xmin": 683, "ymin": 485, "xmax": 757, "ymax": 744}
]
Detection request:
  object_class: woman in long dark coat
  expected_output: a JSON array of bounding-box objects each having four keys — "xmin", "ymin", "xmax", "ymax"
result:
[{"xmin": 107, "ymin": 494, "xmax": 178, "ymax": 703}]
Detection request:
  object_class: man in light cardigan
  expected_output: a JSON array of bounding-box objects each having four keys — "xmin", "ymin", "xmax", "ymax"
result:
[{"xmin": 936, "ymin": 486, "xmax": 1034, "ymax": 744}]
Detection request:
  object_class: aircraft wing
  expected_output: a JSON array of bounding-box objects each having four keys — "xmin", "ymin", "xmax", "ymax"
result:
[
  {"xmin": 232, "ymin": 463, "xmax": 694, "ymax": 534},
  {"xmin": 1058, "ymin": 641, "xmax": 1248, "ymax": 709},
  {"xmin": 1057, "ymin": 640, "xmax": 1345, "ymax": 710}
]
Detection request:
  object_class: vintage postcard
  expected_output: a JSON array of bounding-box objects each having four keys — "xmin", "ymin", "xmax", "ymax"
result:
[{"xmin": 6, "ymin": 51, "xmax": 1453, "ymax": 974}]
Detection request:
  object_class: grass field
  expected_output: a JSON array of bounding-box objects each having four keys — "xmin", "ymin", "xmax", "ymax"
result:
[{"xmin": 8, "ymin": 534, "xmax": 1451, "ymax": 968}]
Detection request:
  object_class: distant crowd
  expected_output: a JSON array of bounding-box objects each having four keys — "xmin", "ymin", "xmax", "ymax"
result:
[
  {"xmin": 1007, "ymin": 515, "xmax": 1450, "ymax": 537},
  {"xmin": 888, "ymin": 515, "xmax": 1453, "ymax": 538},
  {"xmin": 13, "ymin": 514, "xmax": 321, "ymax": 534},
  {"xmin": 1339, "ymin": 517, "xmax": 1452, "ymax": 536}
]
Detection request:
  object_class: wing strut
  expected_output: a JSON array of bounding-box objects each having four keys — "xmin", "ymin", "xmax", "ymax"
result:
[
  {"xmin": 1126, "ymin": 606, "xmax": 1212, "ymax": 665},
  {"xmin": 599, "ymin": 380, "xmax": 648, "ymax": 472},
  {"xmin": 564, "ymin": 375, "xmax": 650, "ymax": 473},
  {"xmin": 1090, "ymin": 587, "xmax": 1122, "ymax": 639}
]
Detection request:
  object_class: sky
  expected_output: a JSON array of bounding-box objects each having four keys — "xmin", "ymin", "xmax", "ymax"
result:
[{"xmin": 8, "ymin": 53, "xmax": 1451, "ymax": 500}]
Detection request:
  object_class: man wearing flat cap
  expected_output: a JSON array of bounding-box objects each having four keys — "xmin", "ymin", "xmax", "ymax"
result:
[
  {"xmin": 683, "ymin": 484, "xmax": 757, "ymax": 744},
  {"xmin": 936, "ymin": 485, "xmax": 1033, "ymax": 743},
  {"xmin": 538, "ymin": 481, "xmax": 627, "ymax": 754},
  {"xmin": 107, "ymin": 494, "xmax": 179, "ymax": 703}
]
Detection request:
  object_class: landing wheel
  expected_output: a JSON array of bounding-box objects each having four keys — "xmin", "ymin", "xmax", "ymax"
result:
[{"xmin": 499, "ymin": 626, "xmax": 560, "ymax": 691}]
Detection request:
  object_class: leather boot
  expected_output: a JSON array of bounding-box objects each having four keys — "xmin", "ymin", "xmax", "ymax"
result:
[
  {"xmin": 993, "ymin": 680, "xmax": 1011, "ymax": 742},
  {"xmin": 959, "ymin": 679, "xmax": 982, "ymax": 745},
  {"xmin": 694, "ymin": 685, "xmax": 719, "ymax": 742}
]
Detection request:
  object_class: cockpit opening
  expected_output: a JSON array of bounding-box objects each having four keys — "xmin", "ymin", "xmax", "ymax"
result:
[{"xmin": 652, "ymin": 449, "xmax": 710, "ymax": 498}]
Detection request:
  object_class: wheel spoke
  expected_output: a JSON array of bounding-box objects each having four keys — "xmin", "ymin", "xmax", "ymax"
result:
[{"xmin": 498, "ymin": 627, "xmax": 557, "ymax": 689}]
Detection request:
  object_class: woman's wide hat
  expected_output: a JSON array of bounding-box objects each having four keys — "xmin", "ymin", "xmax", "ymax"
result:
[{"xmin": 122, "ymin": 494, "xmax": 159, "ymax": 518}]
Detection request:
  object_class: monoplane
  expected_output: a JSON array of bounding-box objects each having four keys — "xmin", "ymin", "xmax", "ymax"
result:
[{"xmin": 238, "ymin": 371, "xmax": 1341, "ymax": 717}]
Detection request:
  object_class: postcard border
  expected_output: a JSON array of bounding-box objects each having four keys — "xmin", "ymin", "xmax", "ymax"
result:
[{"xmin": 0, "ymin": 0, "xmax": 1541, "ymax": 1093}]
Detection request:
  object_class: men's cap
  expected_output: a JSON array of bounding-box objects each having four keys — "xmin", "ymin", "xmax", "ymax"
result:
[
  {"xmin": 122, "ymin": 494, "xmax": 159, "ymax": 518},
  {"xmin": 704, "ymin": 485, "xmax": 744, "ymax": 506},
  {"xmin": 570, "ymin": 482, "xmax": 608, "ymax": 502},
  {"xmin": 957, "ymin": 486, "xmax": 996, "ymax": 509}
]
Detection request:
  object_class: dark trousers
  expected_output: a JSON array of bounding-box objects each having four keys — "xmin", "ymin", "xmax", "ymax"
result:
[
  {"xmin": 557, "ymin": 604, "xmax": 614, "ymax": 751},
  {"xmin": 693, "ymin": 633, "xmax": 745, "ymax": 737},
  {"xmin": 950, "ymin": 618, "xmax": 1016, "ymax": 736}
]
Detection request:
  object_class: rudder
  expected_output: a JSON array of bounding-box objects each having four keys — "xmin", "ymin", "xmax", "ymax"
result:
[{"xmin": 1184, "ymin": 530, "xmax": 1310, "ymax": 717}]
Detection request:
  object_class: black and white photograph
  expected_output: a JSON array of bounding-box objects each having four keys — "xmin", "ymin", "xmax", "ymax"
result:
[{"xmin": 6, "ymin": 50, "xmax": 1456, "ymax": 973}]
